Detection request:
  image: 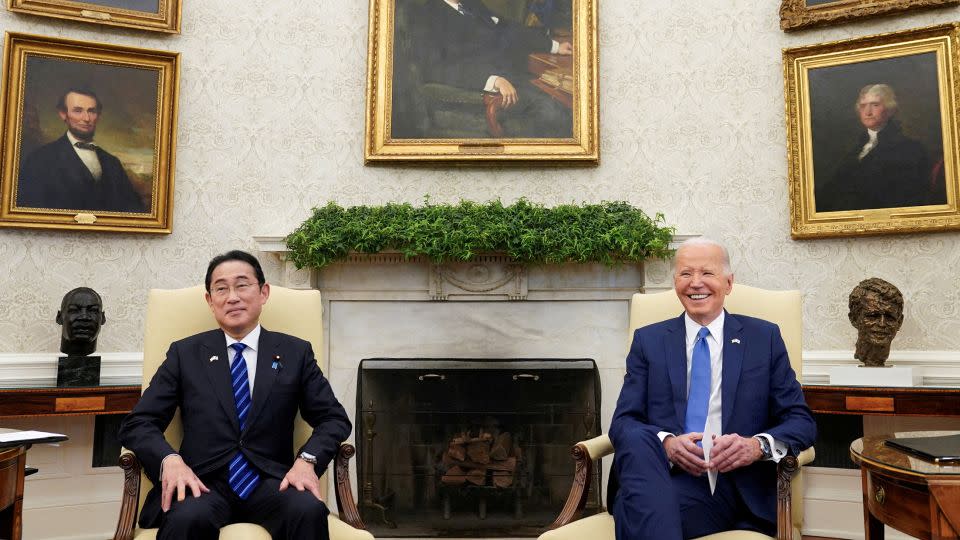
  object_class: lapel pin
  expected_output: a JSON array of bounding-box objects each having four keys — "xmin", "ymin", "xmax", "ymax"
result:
[
  {"xmin": 209, "ymin": 355, "xmax": 219, "ymax": 362},
  {"xmin": 731, "ymin": 338, "xmax": 741, "ymax": 344},
  {"xmin": 272, "ymin": 355, "xmax": 282, "ymax": 370}
]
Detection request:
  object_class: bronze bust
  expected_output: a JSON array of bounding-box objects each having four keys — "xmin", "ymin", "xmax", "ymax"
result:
[
  {"xmin": 56, "ymin": 287, "xmax": 106, "ymax": 357},
  {"xmin": 848, "ymin": 278, "xmax": 904, "ymax": 367}
]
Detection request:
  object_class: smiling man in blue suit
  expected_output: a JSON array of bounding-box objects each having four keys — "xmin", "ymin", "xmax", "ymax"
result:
[
  {"xmin": 609, "ymin": 238, "xmax": 815, "ymax": 539},
  {"xmin": 119, "ymin": 250, "xmax": 351, "ymax": 540}
]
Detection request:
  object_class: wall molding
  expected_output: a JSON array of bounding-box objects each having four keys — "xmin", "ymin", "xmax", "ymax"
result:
[
  {"xmin": 803, "ymin": 350, "xmax": 960, "ymax": 386},
  {"xmin": 0, "ymin": 353, "xmax": 142, "ymax": 387}
]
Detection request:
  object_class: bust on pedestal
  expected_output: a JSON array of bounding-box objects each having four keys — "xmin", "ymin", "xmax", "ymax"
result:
[{"xmin": 55, "ymin": 287, "xmax": 105, "ymax": 387}]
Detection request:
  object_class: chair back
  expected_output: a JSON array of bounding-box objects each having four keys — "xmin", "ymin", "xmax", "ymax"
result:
[
  {"xmin": 628, "ymin": 284, "xmax": 802, "ymax": 375},
  {"xmin": 137, "ymin": 285, "xmax": 325, "ymax": 511}
]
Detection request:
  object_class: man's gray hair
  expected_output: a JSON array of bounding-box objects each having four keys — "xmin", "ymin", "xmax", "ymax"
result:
[
  {"xmin": 673, "ymin": 237, "xmax": 732, "ymax": 275},
  {"xmin": 856, "ymin": 84, "xmax": 898, "ymax": 116}
]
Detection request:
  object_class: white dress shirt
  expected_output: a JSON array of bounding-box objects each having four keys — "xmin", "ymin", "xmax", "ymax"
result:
[
  {"xmin": 858, "ymin": 128, "xmax": 879, "ymax": 160},
  {"xmin": 66, "ymin": 131, "xmax": 102, "ymax": 181}
]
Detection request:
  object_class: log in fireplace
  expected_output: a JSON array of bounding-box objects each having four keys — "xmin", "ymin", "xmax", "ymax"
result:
[{"xmin": 357, "ymin": 358, "xmax": 602, "ymax": 537}]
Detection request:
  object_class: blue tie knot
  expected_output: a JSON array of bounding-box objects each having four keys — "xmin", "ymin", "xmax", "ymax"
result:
[
  {"xmin": 697, "ymin": 326, "xmax": 710, "ymax": 341},
  {"xmin": 230, "ymin": 342, "xmax": 246, "ymax": 355}
]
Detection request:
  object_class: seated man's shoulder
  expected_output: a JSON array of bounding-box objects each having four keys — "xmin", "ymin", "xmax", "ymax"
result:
[{"xmin": 728, "ymin": 313, "xmax": 780, "ymax": 333}]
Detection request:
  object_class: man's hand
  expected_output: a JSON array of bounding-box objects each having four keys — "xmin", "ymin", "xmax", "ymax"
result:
[
  {"xmin": 493, "ymin": 77, "xmax": 518, "ymax": 108},
  {"xmin": 663, "ymin": 433, "xmax": 708, "ymax": 476},
  {"xmin": 160, "ymin": 455, "xmax": 209, "ymax": 512},
  {"xmin": 279, "ymin": 458, "xmax": 324, "ymax": 501},
  {"xmin": 558, "ymin": 41, "xmax": 573, "ymax": 55},
  {"xmin": 708, "ymin": 434, "xmax": 763, "ymax": 473}
]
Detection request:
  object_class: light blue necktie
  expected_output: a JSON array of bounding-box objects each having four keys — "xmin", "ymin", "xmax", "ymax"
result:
[
  {"xmin": 228, "ymin": 343, "xmax": 260, "ymax": 499},
  {"xmin": 684, "ymin": 327, "xmax": 711, "ymax": 434}
]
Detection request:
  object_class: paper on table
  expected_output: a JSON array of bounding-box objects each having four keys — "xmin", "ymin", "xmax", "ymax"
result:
[
  {"xmin": 701, "ymin": 429, "xmax": 717, "ymax": 495},
  {"xmin": 0, "ymin": 430, "xmax": 66, "ymax": 443}
]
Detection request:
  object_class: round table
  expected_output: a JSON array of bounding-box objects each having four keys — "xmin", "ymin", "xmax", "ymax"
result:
[{"xmin": 850, "ymin": 431, "xmax": 960, "ymax": 539}]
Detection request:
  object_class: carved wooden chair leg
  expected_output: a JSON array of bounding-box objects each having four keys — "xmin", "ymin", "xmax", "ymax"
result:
[{"xmin": 482, "ymin": 93, "xmax": 505, "ymax": 138}]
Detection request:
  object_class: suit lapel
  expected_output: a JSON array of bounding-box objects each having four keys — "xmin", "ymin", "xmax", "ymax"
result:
[
  {"xmin": 200, "ymin": 331, "xmax": 240, "ymax": 433},
  {"xmin": 245, "ymin": 327, "xmax": 280, "ymax": 433},
  {"xmin": 664, "ymin": 314, "xmax": 688, "ymax": 428},
  {"xmin": 721, "ymin": 311, "xmax": 745, "ymax": 434}
]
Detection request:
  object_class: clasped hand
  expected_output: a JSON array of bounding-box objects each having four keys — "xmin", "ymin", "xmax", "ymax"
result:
[
  {"xmin": 663, "ymin": 433, "xmax": 763, "ymax": 476},
  {"xmin": 160, "ymin": 456, "xmax": 323, "ymax": 512}
]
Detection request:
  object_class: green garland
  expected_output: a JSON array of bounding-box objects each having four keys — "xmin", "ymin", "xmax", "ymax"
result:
[{"xmin": 285, "ymin": 199, "xmax": 675, "ymax": 268}]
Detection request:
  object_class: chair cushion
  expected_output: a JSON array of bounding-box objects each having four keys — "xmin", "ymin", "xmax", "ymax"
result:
[
  {"xmin": 692, "ymin": 530, "xmax": 772, "ymax": 540},
  {"xmin": 539, "ymin": 513, "xmax": 614, "ymax": 539},
  {"xmin": 134, "ymin": 515, "xmax": 369, "ymax": 540}
]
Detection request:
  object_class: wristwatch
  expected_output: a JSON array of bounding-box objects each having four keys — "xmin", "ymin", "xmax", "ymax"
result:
[
  {"xmin": 298, "ymin": 452, "xmax": 318, "ymax": 465},
  {"xmin": 755, "ymin": 436, "xmax": 773, "ymax": 460}
]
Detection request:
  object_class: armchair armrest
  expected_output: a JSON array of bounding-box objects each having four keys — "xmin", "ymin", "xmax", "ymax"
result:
[
  {"xmin": 334, "ymin": 442, "xmax": 365, "ymax": 530},
  {"xmin": 419, "ymin": 83, "xmax": 504, "ymax": 137},
  {"xmin": 777, "ymin": 446, "xmax": 815, "ymax": 540},
  {"xmin": 113, "ymin": 450, "xmax": 142, "ymax": 540},
  {"xmin": 546, "ymin": 434, "xmax": 611, "ymax": 530}
]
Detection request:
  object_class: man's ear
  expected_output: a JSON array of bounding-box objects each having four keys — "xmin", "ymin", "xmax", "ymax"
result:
[
  {"xmin": 100, "ymin": 311, "xmax": 106, "ymax": 325},
  {"xmin": 55, "ymin": 310, "xmax": 63, "ymax": 325},
  {"xmin": 57, "ymin": 110, "xmax": 67, "ymax": 122}
]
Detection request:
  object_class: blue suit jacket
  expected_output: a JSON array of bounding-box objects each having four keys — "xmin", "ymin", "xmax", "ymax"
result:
[
  {"xmin": 119, "ymin": 328, "xmax": 351, "ymax": 528},
  {"xmin": 609, "ymin": 311, "xmax": 816, "ymax": 525}
]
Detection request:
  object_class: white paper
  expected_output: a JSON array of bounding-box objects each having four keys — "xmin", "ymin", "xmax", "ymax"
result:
[
  {"xmin": 701, "ymin": 429, "xmax": 717, "ymax": 495},
  {"xmin": 0, "ymin": 430, "xmax": 66, "ymax": 443}
]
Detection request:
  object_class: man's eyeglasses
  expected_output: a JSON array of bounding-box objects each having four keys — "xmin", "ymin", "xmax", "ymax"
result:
[{"xmin": 210, "ymin": 282, "xmax": 260, "ymax": 298}]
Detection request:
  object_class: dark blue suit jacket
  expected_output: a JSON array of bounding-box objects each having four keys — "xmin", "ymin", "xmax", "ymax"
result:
[
  {"xmin": 119, "ymin": 328, "xmax": 351, "ymax": 528},
  {"xmin": 609, "ymin": 311, "xmax": 816, "ymax": 525}
]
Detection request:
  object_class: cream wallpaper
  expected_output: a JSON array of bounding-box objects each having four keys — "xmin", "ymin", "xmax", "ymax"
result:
[{"xmin": 1, "ymin": 1, "xmax": 960, "ymax": 356}]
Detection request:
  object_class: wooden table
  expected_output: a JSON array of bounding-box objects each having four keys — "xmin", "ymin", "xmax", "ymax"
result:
[
  {"xmin": 804, "ymin": 385, "xmax": 960, "ymax": 417},
  {"xmin": 0, "ymin": 385, "xmax": 140, "ymax": 418},
  {"xmin": 0, "ymin": 445, "xmax": 26, "ymax": 540},
  {"xmin": 850, "ymin": 432, "xmax": 960, "ymax": 539}
]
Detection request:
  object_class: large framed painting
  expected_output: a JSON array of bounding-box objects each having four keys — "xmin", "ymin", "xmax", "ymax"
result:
[
  {"xmin": 784, "ymin": 23, "xmax": 960, "ymax": 239},
  {"xmin": 0, "ymin": 33, "xmax": 180, "ymax": 233},
  {"xmin": 780, "ymin": 0, "xmax": 959, "ymax": 31},
  {"xmin": 7, "ymin": 0, "xmax": 181, "ymax": 33},
  {"xmin": 364, "ymin": 0, "xmax": 599, "ymax": 163}
]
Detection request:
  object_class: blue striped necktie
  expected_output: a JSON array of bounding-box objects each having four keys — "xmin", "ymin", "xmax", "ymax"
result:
[
  {"xmin": 228, "ymin": 343, "xmax": 260, "ymax": 499},
  {"xmin": 684, "ymin": 327, "xmax": 711, "ymax": 435}
]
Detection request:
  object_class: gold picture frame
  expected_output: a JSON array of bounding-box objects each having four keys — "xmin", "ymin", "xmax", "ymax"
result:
[
  {"xmin": 7, "ymin": 0, "xmax": 181, "ymax": 34},
  {"xmin": 780, "ymin": 0, "xmax": 959, "ymax": 32},
  {"xmin": 784, "ymin": 23, "xmax": 960, "ymax": 239},
  {"xmin": 364, "ymin": 0, "xmax": 598, "ymax": 164},
  {"xmin": 0, "ymin": 32, "xmax": 179, "ymax": 233}
]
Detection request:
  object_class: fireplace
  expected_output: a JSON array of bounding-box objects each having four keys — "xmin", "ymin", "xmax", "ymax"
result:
[{"xmin": 356, "ymin": 358, "xmax": 602, "ymax": 537}]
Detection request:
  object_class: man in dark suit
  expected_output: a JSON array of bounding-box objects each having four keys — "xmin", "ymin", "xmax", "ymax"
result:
[
  {"xmin": 414, "ymin": 0, "xmax": 573, "ymax": 137},
  {"xmin": 16, "ymin": 88, "xmax": 145, "ymax": 213},
  {"xmin": 816, "ymin": 83, "xmax": 942, "ymax": 212},
  {"xmin": 609, "ymin": 238, "xmax": 816, "ymax": 539},
  {"xmin": 119, "ymin": 250, "xmax": 351, "ymax": 540}
]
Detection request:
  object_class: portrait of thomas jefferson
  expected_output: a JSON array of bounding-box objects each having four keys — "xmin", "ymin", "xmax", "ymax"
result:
[{"xmin": 13, "ymin": 55, "xmax": 160, "ymax": 214}]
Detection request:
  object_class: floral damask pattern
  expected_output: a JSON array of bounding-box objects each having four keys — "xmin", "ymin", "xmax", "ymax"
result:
[{"xmin": 0, "ymin": 1, "xmax": 959, "ymax": 354}]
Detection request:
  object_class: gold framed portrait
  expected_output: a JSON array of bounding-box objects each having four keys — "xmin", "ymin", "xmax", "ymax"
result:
[
  {"xmin": 780, "ymin": 0, "xmax": 959, "ymax": 32},
  {"xmin": 784, "ymin": 23, "xmax": 960, "ymax": 239},
  {"xmin": 7, "ymin": 0, "xmax": 181, "ymax": 34},
  {"xmin": 0, "ymin": 33, "xmax": 180, "ymax": 234},
  {"xmin": 364, "ymin": 0, "xmax": 599, "ymax": 164}
]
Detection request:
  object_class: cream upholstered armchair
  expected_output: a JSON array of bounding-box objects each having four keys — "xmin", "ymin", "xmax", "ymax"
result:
[
  {"xmin": 113, "ymin": 285, "xmax": 372, "ymax": 540},
  {"xmin": 541, "ymin": 285, "xmax": 816, "ymax": 540}
]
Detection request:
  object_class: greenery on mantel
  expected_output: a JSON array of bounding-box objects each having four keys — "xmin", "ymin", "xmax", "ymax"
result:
[{"xmin": 285, "ymin": 199, "xmax": 675, "ymax": 269}]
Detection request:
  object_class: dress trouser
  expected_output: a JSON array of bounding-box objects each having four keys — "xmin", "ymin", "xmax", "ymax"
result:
[
  {"xmin": 157, "ymin": 467, "xmax": 330, "ymax": 540},
  {"xmin": 498, "ymin": 80, "xmax": 572, "ymax": 138},
  {"xmin": 610, "ymin": 424, "xmax": 772, "ymax": 539}
]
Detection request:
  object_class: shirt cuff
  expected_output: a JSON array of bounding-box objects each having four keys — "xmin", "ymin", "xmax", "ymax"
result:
[
  {"xmin": 754, "ymin": 433, "xmax": 787, "ymax": 463},
  {"xmin": 484, "ymin": 75, "xmax": 500, "ymax": 93},
  {"xmin": 657, "ymin": 431, "xmax": 674, "ymax": 443},
  {"xmin": 551, "ymin": 40, "xmax": 560, "ymax": 54}
]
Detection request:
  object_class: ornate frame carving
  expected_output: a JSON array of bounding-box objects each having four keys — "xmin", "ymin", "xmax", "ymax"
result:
[
  {"xmin": 7, "ymin": 0, "xmax": 181, "ymax": 33},
  {"xmin": 779, "ymin": 0, "xmax": 959, "ymax": 32},
  {"xmin": 784, "ymin": 23, "xmax": 960, "ymax": 239},
  {"xmin": 364, "ymin": 0, "xmax": 599, "ymax": 163}
]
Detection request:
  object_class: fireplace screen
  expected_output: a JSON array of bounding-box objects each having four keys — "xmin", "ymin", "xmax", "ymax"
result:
[{"xmin": 356, "ymin": 358, "xmax": 602, "ymax": 537}]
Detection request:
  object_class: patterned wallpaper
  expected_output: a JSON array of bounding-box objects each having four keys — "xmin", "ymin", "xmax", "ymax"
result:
[{"xmin": 1, "ymin": 1, "xmax": 959, "ymax": 355}]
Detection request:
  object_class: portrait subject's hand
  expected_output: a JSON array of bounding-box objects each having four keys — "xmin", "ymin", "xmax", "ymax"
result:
[
  {"xmin": 493, "ymin": 77, "xmax": 518, "ymax": 108},
  {"xmin": 663, "ymin": 433, "xmax": 707, "ymax": 476},
  {"xmin": 160, "ymin": 455, "xmax": 209, "ymax": 512},
  {"xmin": 708, "ymin": 434, "xmax": 763, "ymax": 473},
  {"xmin": 279, "ymin": 458, "xmax": 324, "ymax": 501},
  {"xmin": 558, "ymin": 41, "xmax": 573, "ymax": 55}
]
